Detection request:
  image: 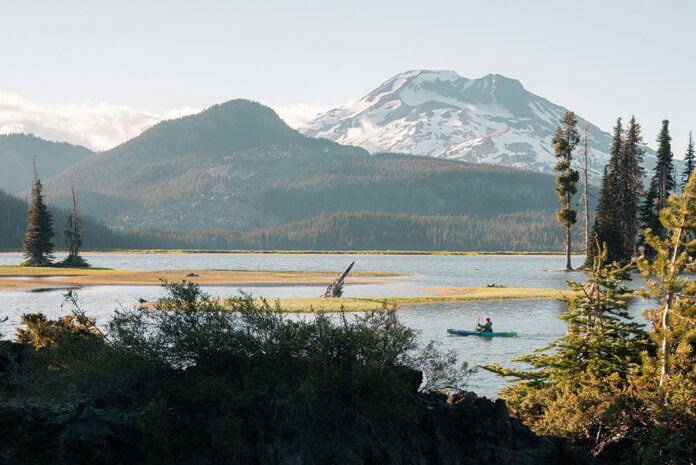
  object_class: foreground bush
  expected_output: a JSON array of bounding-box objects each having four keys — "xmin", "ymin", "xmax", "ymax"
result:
[{"xmin": 0, "ymin": 281, "xmax": 563, "ymax": 465}]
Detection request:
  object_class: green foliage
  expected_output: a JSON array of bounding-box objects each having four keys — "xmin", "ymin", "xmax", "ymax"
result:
[
  {"xmin": 681, "ymin": 131, "xmax": 695, "ymax": 188},
  {"xmin": 641, "ymin": 119, "xmax": 676, "ymax": 256},
  {"xmin": 0, "ymin": 188, "xmax": 168, "ymax": 251},
  {"xmin": 618, "ymin": 117, "xmax": 646, "ymax": 259},
  {"xmin": 161, "ymin": 210, "xmax": 575, "ymax": 252},
  {"xmin": 492, "ymin": 173, "xmax": 696, "ymax": 462},
  {"xmin": 109, "ymin": 280, "xmax": 469, "ymax": 389},
  {"xmin": 22, "ymin": 174, "xmax": 55, "ymax": 266},
  {"xmin": 653, "ymin": 120, "xmax": 676, "ymax": 208},
  {"xmin": 16, "ymin": 294, "xmax": 103, "ymax": 351},
  {"xmin": 484, "ymin": 249, "xmax": 651, "ymax": 448},
  {"xmin": 637, "ymin": 170, "xmax": 696, "ymax": 388},
  {"xmin": 42, "ymin": 100, "xmax": 567, "ymax": 251},
  {"xmin": 589, "ymin": 116, "xmax": 645, "ymax": 266},
  {"xmin": 552, "ymin": 111, "xmax": 580, "ymax": 270},
  {"xmin": 6, "ymin": 280, "xmax": 474, "ymax": 464}
]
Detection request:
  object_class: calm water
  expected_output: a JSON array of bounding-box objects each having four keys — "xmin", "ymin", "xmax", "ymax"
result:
[{"xmin": 0, "ymin": 252, "xmax": 651, "ymax": 397}]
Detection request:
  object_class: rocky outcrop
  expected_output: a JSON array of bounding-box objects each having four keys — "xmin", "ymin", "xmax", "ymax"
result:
[
  {"xmin": 0, "ymin": 392, "xmax": 571, "ymax": 465},
  {"xmin": 0, "ymin": 400, "xmax": 143, "ymax": 465}
]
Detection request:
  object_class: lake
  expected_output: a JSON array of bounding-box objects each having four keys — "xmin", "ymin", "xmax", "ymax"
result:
[{"xmin": 0, "ymin": 252, "xmax": 652, "ymax": 397}]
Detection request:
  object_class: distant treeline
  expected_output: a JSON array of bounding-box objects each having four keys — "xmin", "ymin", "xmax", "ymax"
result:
[
  {"xmin": 260, "ymin": 154, "xmax": 562, "ymax": 222},
  {"xmin": 0, "ymin": 190, "xmax": 163, "ymax": 251},
  {"xmin": 150, "ymin": 210, "xmax": 579, "ymax": 252},
  {"xmin": 2, "ymin": 187, "xmax": 582, "ymax": 252}
]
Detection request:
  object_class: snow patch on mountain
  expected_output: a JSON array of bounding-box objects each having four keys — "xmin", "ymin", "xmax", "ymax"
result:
[{"xmin": 300, "ymin": 70, "xmax": 634, "ymax": 181}]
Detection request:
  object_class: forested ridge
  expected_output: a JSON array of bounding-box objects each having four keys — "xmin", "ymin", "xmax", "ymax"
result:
[
  {"xmin": 0, "ymin": 189, "xmax": 163, "ymax": 251},
  {"xmin": 156, "ymin": 210, "xmax": 569, "ymax": 252},
  {"xmin": 261, "ymin": 154, "xmax": 559, "ymax": 221},
  {"xmin": 33, "ymin": 100, "xmax": 576, "ymax": 252},
  {"xmin": 0, "ymin": 134, "xmax": 93, "ymax": 194},
  {"xmin": 3, "ymin": 100, "xmax": 597, "ymax": 252}
]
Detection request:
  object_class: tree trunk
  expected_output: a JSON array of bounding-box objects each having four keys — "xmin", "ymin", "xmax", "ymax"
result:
[{"xmin": 565, "ymin": 224, "xmax": 573, "ymax": 271}]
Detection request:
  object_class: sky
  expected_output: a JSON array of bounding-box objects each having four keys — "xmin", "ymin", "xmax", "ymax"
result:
[{"xmin": 1, "ymin": 0, "xmax": 694, "ymax": 154}]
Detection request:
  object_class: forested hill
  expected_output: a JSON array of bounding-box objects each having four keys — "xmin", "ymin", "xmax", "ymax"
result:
[
  {"xmin": 155, "ymin": 210, "xmax": 567, "ymax": 252},
  {"xmin": 0, "ymin": 134, "xmax": 94, "ymax": 194},
  {"xmin": 43, "ymin": 99, "xmax": 370, "ymax": 228},
  {"xmin": 0, "ymin": 190, "xmax": 166, "ymax": 251},
  {"xmin": 29, "ymin": 99, "xmax": 584, "ymax": 251}
]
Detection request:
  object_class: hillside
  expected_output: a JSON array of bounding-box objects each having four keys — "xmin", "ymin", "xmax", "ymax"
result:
[
  {"xmin": 157, "ymin": 210, "xmax": 567, "ymax": 252},
  {"xmin": 35, "ymin": 99, "xmax": 585, "ymax": 251},
  {"xmin": 0, "ymin": 134, "xmax": 94, "ymax": 194},
  {"xmin": 44, "ymin": 100, "xmax": 370, "ymax": 230},
  {"xmin": 0, "ymin": 189, "xmax": 167, "ymax": 251}
]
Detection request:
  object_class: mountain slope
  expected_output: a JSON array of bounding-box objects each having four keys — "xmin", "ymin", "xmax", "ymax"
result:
[
  {"xmin": 40, "ymin": 99, "xmax": 568, "ymax": 253},
  {"xmin": 45, "ymin": 99, "xmax": 371, "ymax": 231},
  {"xmin": 301, "ymin": 70, "xmax": 655, "ymax": 181},
  {"xmin": 0, "ymin": 189, "xmax": 165, "ymax": 251},
  {"xmin": 0, "ymin": 134, "xmax": 94, "ymax": 194}
]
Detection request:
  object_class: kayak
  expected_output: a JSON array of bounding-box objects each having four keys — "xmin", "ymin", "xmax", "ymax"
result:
[{"xmin": 447, "ymin": 329, "xmax": 517, "ymax": 337}]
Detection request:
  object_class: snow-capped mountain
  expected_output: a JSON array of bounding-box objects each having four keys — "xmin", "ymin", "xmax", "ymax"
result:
[{"xmin": 301, "ymin": 70, "xmax": 623, "ymax": 181}]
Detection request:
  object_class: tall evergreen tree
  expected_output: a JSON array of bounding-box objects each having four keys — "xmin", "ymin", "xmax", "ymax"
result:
[
  {"xmin": 681, "ymin": 130, "xmax": 695, "ymax": 188},
  {"xmin": 639, "ymin": 183, "xmax": 658, "ymax": 248},
  {"xmin": 641, "ymin": 120, "xmax": 676, "ymax": 254},
  {"xmin": 589, "ymin": 116, "xmax": 645, "ymax": 265},
  {"xmin": 22, "ymin": 168, "xmax": 55, "ymax": 266},
  {"xmin": 617, "ymin": 116, "xmax": 645, "ymax": 260},
  {"xmin": 587, "ymin": 118, "xmax": 623, "ymax": 265},
  {"xmin": 654, "ymin": 120, "xmax": 676, "ymax": 209},
  {"xmin": 552, "ymin": 111, "xmax": 580, "ymax": 271}
]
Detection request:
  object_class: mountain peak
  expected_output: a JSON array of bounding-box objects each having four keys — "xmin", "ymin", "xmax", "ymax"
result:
[
  {"xmin": 0, "ymin": 133, "xmax": 93, "ymax": 193},
  {"xmin": 300, "ymin": 70, "xmax": 619, "ymax": 181},
  {"xmin": 111, "ymin": 99, "xmax": 306, "ymax": 157}
]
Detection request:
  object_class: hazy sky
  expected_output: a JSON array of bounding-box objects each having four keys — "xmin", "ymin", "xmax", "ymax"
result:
[{"xmin": 1, "ymin": 0, "xmax": 694, "ymax": 154}]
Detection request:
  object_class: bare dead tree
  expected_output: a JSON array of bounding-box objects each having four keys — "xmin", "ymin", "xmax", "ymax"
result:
[
  {"xmin": 578, "ymin": 121, "xmax": 592, "ymax": 252},
  {"xmin": 322, "ymin": 261, "xmax": 355, "ymax": 298}
]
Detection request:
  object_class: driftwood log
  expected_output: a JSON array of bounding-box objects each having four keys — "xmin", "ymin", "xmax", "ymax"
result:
[{"xmin": 322, "ymin": 261, "xmax": 355, "ymax": 298}]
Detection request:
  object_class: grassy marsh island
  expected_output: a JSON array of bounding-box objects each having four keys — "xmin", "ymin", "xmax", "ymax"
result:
[{"xmin": 0, "ymin": 265, "xmax": 573, "ymax": 312}]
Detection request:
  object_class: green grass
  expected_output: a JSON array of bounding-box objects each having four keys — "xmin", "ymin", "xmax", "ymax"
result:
[
  {"xmin": 0, "ymin": 266, "xmax": 398, "ymax": 290},
  {"xmin": 249, "ymin": 287, "xmax": 574, "ymax": 313}
]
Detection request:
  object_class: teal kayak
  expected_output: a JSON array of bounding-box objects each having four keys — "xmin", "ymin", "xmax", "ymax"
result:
[{"xmin": 447, "ymin": 329, "xmax": 517, "ymax": 337}]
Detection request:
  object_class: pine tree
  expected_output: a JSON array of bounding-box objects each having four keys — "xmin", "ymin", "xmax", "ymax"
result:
[
  {"xmin": 640, "ymin": 185, "xmax": 661, "ymax": 264},
  {"xmin": 552, "ymin": 111, "xmax": 580, "ymax": 271},
  {"xmin": 631, "ymin": 171, "xmax": 696, "ymax": 462},
  {"xmin": 641, "ymin": 120, "xmax": 676, "ymax": 255},
  {"xmin": 617, "ymin": 116, "xmax": 645, "ymax": 260},
  {"xmin": 22, "ymin": 169, "xmax": 55, "ymax": 266},
  {"xmin": 587, "ymin": 118, "xmax": 623, "ymax": 265},
  {"xmin": 637, "ymin": 170, "xmax": 696, "ymax": 388},
  {"xmin": 654, "ymin": 120, "xmax": 676, "ymax": 210},
  {"xmin": 589, "ymin": 116, "xmax": 645, "ymax": 265},
  {"xmin": 483, "ymin": 247, "xmax": 650, "ymax": 440},
  {"xmin": 681, "ymin": 130, "xmax": 695, "ymax": 188}
]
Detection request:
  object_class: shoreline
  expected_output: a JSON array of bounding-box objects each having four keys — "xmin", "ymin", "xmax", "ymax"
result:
[
  {"xmin": 0, "ymin": 265, "xmax": 572, "ymax": 312},
  {"xmin": 0, "ymin": 266, "xmax": 397, "ymax": 290},
  {"xmin": 0, "ymin": 249, "xmax": 584, "ymax": 256}
]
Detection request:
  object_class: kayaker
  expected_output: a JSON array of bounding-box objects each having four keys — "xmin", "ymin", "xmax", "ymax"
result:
[{"xmin": 476, "ymin": 317, "xmax": 492, "ymax": 333}]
